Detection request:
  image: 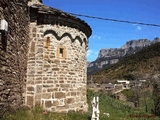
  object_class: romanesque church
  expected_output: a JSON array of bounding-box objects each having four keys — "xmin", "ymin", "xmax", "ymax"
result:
[{"xmin": 0, "ymin": 0, "xmax": 91, "ymax": 114}]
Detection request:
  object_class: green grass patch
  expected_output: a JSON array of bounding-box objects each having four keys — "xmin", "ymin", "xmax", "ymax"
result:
[{"xmin": 2, "ymin": 90, "xmax": 159, "ymax": 120}]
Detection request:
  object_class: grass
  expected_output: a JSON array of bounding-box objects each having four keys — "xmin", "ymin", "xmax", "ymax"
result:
[
  {"xmin": 2, "ymin": 90, "xmax": 160, "ymax": 120},
  {"xmin": 88, "ymin": 90, "xmax": 132, "ymax": 120},
  {"xmin": 2, "ymin": 105, "xmax": 91, "ymax": 120}
]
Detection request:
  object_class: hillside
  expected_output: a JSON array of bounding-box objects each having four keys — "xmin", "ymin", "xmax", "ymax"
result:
[
  {"xmin": 88, "ymin": 42, "xmax": 160, "ymax": 83},
  {"xmin": 87, "ymin": 38, "xmax": 160, "ymax": 75}
]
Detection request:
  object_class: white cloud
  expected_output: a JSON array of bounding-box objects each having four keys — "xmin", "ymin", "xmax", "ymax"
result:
[
  {"xmin": 90, "ymin": 35, "xmax": 102, "ymax": 40},
  {"xmin": 87, "ymin": 50, "xmax": 93, "ymax": 57},
  {"xmin": 98, "ymin": 36, "xmax": 101, "ymax": 39},
  {"xmin": 87, "ymin": 50, "xmax": 99, "ymax": 57},
  {"xmin": 132, "ymin": 24, "xmax": 142, "ymax": 31},
  {"xmin": 137, "ymin": 26, "xmax": 142, "ymax": 31},
  {"xmin": 87, "ymin": 49, "xmax": 99, "ymax": 61}
]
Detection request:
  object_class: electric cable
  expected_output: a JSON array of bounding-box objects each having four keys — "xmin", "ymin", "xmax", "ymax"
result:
[{"xmin": 68, "ymin": 12, "xmax": 160, "ymax": 27}]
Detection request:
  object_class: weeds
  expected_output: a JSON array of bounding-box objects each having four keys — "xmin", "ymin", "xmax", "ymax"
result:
[{"xmin": 2, "ymin": 90, "xmax": 159, "ymax": 120}]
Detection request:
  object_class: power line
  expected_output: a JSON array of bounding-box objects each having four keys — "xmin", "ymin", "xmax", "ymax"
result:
[{"xmin": 68, "ymin": 12, "xmax": 160, "ymax": 28}]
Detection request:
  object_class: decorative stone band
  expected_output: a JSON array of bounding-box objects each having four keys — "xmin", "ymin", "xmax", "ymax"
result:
[{"xmin": 33, "ymin": 23, "xmax": 88, "ymax": 50}]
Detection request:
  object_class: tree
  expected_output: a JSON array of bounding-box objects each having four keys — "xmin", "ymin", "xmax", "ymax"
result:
[
  {"xmin": 151, "ymin": 82, "xmax": 160, "ymax": 116},
  {"xmin": 141, "ymin": 84, "xmax": 152, "ymax": 113}
]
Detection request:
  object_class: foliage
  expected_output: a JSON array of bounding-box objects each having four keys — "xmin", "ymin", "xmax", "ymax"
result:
[
  {"xmin": 90, "ymin": 42, "xmax": 160, "ymax": 83},
  {"xmin": 151, "ymin": 82, "xmax": 160, "ymax": 117},
  {"xmin": 2, "ymin": 90, "xmax": 160, "ymax": 120},
  {"xmin": 122, "ymin": 89, "xmax": 134, "ymax": 101}
]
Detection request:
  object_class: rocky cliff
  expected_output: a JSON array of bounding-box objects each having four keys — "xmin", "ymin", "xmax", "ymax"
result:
[{"xmin": 87, "ymin": 38, "xmax": 160, "ymax": 75}]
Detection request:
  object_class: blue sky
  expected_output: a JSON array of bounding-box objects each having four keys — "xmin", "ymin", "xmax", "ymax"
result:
[{"xmin": 43, "ymin": 0, "xmax": 160, "ymax": 61}]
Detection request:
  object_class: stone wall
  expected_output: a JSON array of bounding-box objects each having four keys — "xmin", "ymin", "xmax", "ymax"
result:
[
  {"xmin": 0, "ymin": 0, "xmax": 29, "ymax": 115},
  {"xmin": 0, "ymin": 0, "xmax": 91, "ymax": 114},
  {"xmin": 26, "ymin": 22, "xmax": 88, "ymax": 112}
]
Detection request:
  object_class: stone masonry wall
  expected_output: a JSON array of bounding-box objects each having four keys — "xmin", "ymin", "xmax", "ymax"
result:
[
  {"xmin": 0, "ymin": 0, "xmax": 29, "ymax": 116},
  {"xmin": 26, "ymin": 22, "xmax": 88, "ymax": 112}
]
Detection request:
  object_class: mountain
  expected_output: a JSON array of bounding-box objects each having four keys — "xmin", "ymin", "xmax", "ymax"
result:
[
  {"xmin": 87, "ymin": 38, "xmax": 160, "ymax": 75},
  {"xmin": 88, "ymin": 42, "xmax": 160, "ymax": 83}
]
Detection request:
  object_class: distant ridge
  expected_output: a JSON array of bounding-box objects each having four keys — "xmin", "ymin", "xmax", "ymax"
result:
[
  {"xmin": 88, "ymin": 42, "xmax": 160, "ymax": 83},
  {"xmin": 87, "ymin": 37, "xmax": 160, "ymax": 75}
]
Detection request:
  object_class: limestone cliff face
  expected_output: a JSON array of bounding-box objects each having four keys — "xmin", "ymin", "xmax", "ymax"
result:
[{"xmin": 87, "ymin": 38, "xmax": 160, "ymax": 75}]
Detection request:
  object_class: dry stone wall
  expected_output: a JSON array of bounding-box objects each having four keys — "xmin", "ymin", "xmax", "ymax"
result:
[
  {"xmin": 0, "ymin": 0, "xmax": 29, "ymax": 115},
  {"xmin": 26, "ymin": 22, "xmax": 88, "ymax": 112}
]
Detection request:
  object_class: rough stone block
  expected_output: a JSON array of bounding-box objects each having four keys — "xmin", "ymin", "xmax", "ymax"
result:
[
  {"xmin": 37, "ymin": 48, "xmax": 43, "ymax": 53},
  {"xmin": 44, "ymin": 65, "xmax": 50, "ymax": 68},
  {"xmin": 27, "ymin": 96, "xmax": 33, "ymax": 106},
  {"xmin": 43, "ymin": 77, "xmax": 48, "ymax": 80},
  {"xmin": 42, "ymin": 93, "xmax": 51, "ymax": 99},
  {"xmin": 55, "ymin": 92, "xmax": 66, "ymax": 99},
  {"xmin": 56, "ymin": 106, "xmax": 69, "ymax": 112},
  {"xmin": 43, "ymin": 89, "xmax": 47, "ymax": 93},
  {"xmin": 36, "ymin": 85, "xmax": 42, "ymax": 93},
  {"xmin": 27, "ymin": 86, "xmax": 34, "ymax": 91},
  {"xmin": 32, "ymin": 27, "xmax": 36, "ymax": 33},
  {"xmin": 47, "ymin": 80, "xmax": 53, "ymax": 83},
  {"xmin": 30, "ymin": 42, "xmax": 35, "ymax": 52},
  {"xmin": 52, "ymin": 100, "xmax": 59, "ymax": 106},
  {"xmin": 59, "ymin": 80, "xmax": 64, "ymax": 83},
  {"xmin": 47, "ymin": 88, "xmax": 58, "ymax": 92},
  {"xmin": 35, "ymin": 94, "xmax": 41, "ymax": 105},
  {"xmin": 35, "ymin": 81, "xmax": 42, "ymax": 84},
  {"xmin": 81, "ymin": 96, "xmax": 86, "ymax": 101},
  {"xmin": 65, "ymin": 98, "xmax": 75, "ymax": 104},
  {"xmin": 52, "ymin": 68, "xmax": 59, "ymax": 71},
  {"xmin": 43, "ymin": 84, "xmax": 53, "ymax": 87},
  {"xmin": 37, "ymin": 72, "xmax": 42, "ymax": 75},
  {"xmin": 60, "ymin": 84, "xmax": 70, "ymax": 88},
  {"xmin": 71, "ymin": 92, "xmax": 77, "ymax": 96},
  {"xmin": 45, "ymin": 101, "xmax": 52, "ymax": 108}
]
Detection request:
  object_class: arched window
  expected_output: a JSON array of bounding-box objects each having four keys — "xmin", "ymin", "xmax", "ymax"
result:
[
  {"xmin": 45, "ymin": 37, "xmax": 50, "ymax": 49},
  {"xmin": 57, "ymin": 46, "xmax": 66, "ymax": 59}
]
